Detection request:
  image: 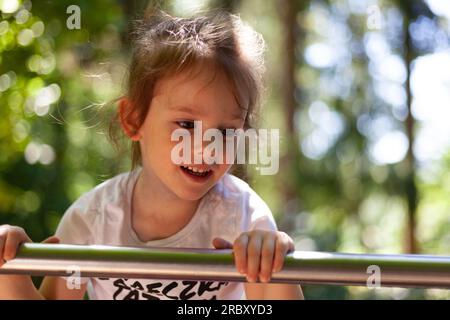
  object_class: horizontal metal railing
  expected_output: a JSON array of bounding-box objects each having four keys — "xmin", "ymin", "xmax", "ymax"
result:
[{"xmin": 0, "ymin": 243, "xmax": 449, "ymax": 288}]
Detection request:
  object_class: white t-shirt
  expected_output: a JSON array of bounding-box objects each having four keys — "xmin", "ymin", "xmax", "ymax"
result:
[{"xmin": 55, "ymin": 166, "xmax": 277, "ymax": 300}]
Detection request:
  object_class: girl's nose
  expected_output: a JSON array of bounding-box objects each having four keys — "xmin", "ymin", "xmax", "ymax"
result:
[
  {"xmin": 192, "ymin": 131, "xmax": 225, "ymax": 165},
  {"xmin": 192, "ymin": 136, "xmax": 210, "ymax": 164}
]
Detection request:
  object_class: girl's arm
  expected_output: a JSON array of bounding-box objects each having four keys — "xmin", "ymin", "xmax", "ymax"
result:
[
  {"xmin": 0, "ymin": 224, "xmax": 86, "ymax": 300},
  {"xmin": 0, "ymin": 275, "xmax": 44, "ymax": 300},
  {"xmin": 0, "ymin": 275, "xmax": 87, "ymax": 300},
  {"xmin": 244, "ymin": 282, "xmax": 303, "ymax": 300},
  {"xmin": 0, "ymin": 225, "xmax": 40, "ymax": 299},
  {"xmin": 39, "ymin": 276, "xmax": 87, "ymax": 300}
]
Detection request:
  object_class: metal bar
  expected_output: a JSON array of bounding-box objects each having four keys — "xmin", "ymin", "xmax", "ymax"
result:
[{"xmin": 0, "ymin": 243, "xmax": 449, "ymax": 288}]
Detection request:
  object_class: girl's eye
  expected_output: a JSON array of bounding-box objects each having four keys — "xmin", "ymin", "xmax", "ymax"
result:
[
  {"xmin": 221, "ymin": 129, "xmax": 237, "ymax": 138},
  {"xmin": 177, "ymin": 121, "xmax": 195, "ymax": 129}
]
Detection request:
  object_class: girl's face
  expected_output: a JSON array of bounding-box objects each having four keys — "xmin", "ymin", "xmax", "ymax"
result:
[{"xmin": 136, "ymin": 64, "xmax": 246, "ymax": 201}]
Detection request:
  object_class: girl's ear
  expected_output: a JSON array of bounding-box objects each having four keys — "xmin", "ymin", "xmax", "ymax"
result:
[{"xmin": 119, "ymin": 97, "xmax": 142, "ymax": 141}]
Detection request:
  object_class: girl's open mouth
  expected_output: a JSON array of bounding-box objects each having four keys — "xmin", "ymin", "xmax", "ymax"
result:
[{"xmin": 180, "ymin": 165, "xmax": 212, "ymax": 180}]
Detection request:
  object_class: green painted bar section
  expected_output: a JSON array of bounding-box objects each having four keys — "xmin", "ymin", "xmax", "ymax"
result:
[
  {"xmin": 284, "ymin": 253, "xmax": 450, "ymax": 270},
  {"xmin": 18, "ymin": 244, "xmax": 233, "ymax": 265}
]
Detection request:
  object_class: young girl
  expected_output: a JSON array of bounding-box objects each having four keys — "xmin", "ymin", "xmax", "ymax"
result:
[{"xmin": 0, "ymin": 10, "xmax": 303, "ymax": 300}]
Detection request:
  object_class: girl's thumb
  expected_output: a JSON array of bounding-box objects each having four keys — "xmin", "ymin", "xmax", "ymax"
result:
[
  {"xmin": 212, "ymin": 237, "xmax": 233, "ymax": 249},
  {"xmin": 42, "ymin": 236, "xmax": 60, "ymax": 244}
]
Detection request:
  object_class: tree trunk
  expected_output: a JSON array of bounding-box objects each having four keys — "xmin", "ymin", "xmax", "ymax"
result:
[
  {"xmin": 277, "ymin": 0, "xmax": 303, "ymax": 232},
  {"xmin": 403, "ymin": 3, "xmax": 419, "ymax": 254}
]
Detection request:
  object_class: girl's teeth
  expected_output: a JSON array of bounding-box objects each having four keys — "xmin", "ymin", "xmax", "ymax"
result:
[{"xmin": 183, "ymin": 166, "xmax": 209, "ymax": 173}]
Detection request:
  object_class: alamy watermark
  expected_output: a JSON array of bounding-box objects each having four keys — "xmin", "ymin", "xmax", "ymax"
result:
[
  {"xmin": 171, "ymin": 121, "xmax": 280, "ymax": 175},
  {"xmin": 65, "ymin": 265, "xmax": 88, "ymax": 290},
  {"xmin": 366, "ymin": 264, "xmax": 381, "ymax": 288},
  {"xmin": 66, "ymin": 5, "xmax": 81, "ymax": 30}
]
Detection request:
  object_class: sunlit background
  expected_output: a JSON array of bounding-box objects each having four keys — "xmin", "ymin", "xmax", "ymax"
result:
[{"xmin": 0, "ymin": 0, "xmax": 449, "ymax": 299}]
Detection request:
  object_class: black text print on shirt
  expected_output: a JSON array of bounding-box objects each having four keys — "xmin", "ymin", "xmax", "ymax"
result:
[{"xmin": 100, "ymin": 278, "xmax": 230, "ymax": 300}]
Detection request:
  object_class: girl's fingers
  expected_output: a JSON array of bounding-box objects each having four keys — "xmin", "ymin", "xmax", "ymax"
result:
[
  {"xmin": 246, "ymin": 234, "xmax": 263, "ymax": 282},
  {"xmin": 259, "ymin": 235, "xmax": 276, "ymax": 283},
  {"xmin": 3, "ymin": 228, "xmax": 31, "ymax": 261},
  {"xmin": 3, "ymin": 232, "xmax": 20, "ymax": 261},
  {"xmin": 273, "ymin": 232, "xmax": 290, "ymax": 273},
  {"xmin": 0, "ymin": 226, "xmax": 11, "ymax": 264},
  {"xmin": 288, "ymin": 237, "xmax": 295, "ymax": 253},
  {"xmin": 0, "ymin": 235, "xmax": 5, "ymax": 265},
  {"xmin": 233, "ymin": 233, "xmax": 249, "ymax": 275},
  {"xmin": 42, "ymin": 236, "xmax": 60, "ymax": 244}
]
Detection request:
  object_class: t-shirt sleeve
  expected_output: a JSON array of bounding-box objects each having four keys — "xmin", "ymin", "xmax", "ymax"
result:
[
  {"xmin": 247, "ymin": 189, "xmax": 278, "ymax": 232},
  {"xmin": 54, "ymin": 192, "xmax": 98, "ymax": 285},
  {"xmin": 55, "ymin": 193, "xmax": 97, "ymax": 245}
]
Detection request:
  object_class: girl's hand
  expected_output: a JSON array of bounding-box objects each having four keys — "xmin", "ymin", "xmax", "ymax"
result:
[
  {"xmin": 0, "ymin": 225, "xmax": 59, "ymax": 267},
  {"xmin": 212, "ymin": 230, "xmax": 295, "ymax": 283}
]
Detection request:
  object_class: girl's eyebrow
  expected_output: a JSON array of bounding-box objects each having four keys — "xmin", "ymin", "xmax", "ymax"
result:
[
  {"xmin": 170, "ymin": 104, "xmax": 245, "ymax": 121},
  {"xmin": 169, "ymin": 105, "xmax": 201, "ymax": 115}
]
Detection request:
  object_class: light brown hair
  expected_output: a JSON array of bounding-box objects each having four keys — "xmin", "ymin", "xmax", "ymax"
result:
[{"xmin": 108, "ymin": 9, "xmax": 266, "ymax": 172}]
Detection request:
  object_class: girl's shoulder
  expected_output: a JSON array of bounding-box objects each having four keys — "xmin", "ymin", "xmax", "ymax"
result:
[
  {"xmin": 55, "ymin": 170, "xmax": 138, "ymax": 244},
  {"xmin": 65, "ymin": 170, "xmax": 138, "ymax": 216}
]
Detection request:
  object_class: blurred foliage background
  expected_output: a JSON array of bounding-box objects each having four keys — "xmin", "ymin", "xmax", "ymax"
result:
[{"xmin": 0, "ymin": 0, "xmax": 449, "ymax": 299}]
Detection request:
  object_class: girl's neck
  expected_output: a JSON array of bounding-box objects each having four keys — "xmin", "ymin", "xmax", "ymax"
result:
[{"xmin": 130, "ymin": 166, "xmax": 200, "ymax": 241}]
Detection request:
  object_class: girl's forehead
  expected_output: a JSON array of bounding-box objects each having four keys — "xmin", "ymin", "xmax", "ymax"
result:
[
  {"xmin": 155, "ymin": 64, "xmax": 229, "ymax": 95},
  {"xmin": 153, "ymin": 66, "xmax": 242, "ymax": 113}
]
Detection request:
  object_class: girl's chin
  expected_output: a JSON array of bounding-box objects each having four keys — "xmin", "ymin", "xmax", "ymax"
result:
[
  {"xmin": 172, "ymin": 187, "xmax": 210, "ymax": 202},
  {"xmin": 172, "ymin": 169, "xmax": 215, "ymax": 200}
]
